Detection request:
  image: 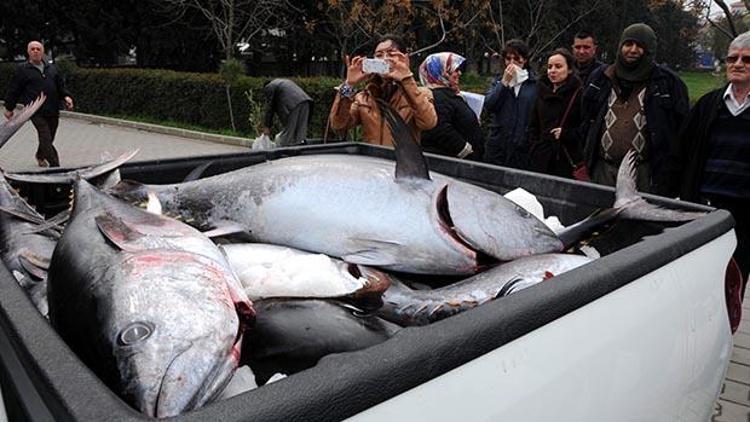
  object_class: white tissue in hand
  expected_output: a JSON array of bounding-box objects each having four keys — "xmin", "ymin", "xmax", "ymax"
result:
[{"xmin": 508, "ymin": 64, "xmax": 529, "ymax": 87}]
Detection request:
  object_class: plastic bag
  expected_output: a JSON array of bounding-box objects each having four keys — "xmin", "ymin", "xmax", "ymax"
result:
[{"xmin": 251, "ymin": 133, "xmax": 276, "ymax": 150}]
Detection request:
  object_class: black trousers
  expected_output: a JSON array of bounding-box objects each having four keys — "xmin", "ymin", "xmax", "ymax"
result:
[
  {"xmin": 30, "ymin": 115, "xmax": 60, "ymax": 167},
  {"xmin": 708, "ymin": 195, "xmax": 750, "ymax": 282}
]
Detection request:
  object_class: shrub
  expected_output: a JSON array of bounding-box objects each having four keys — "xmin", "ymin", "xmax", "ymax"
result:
[{"xmin": 0, "ymin": 63, "xmax": 341, "ymax": 139}]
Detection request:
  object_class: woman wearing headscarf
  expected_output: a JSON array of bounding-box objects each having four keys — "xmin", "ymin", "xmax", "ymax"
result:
[
  {"xmin": 418, "ymin": 52, "xmax": 485, "ymax": 160},
  {"xmin": 527, "ymin": 48, "xmax": 584, "ymax": 178}
]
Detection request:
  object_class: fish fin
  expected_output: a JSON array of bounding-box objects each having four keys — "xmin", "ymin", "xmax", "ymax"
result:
[
  {"xmin": 0, "ymin": 93, "xmax": 46, "ymax": 149},
  {"xmin": 95, "ymin": 213, "xmax": 145, "ymax": 252},
  {"xmin": 0, "ymin": 205, "xmax": 46, "ymax": 225},
  {"xmin": 342, "ymin": 238, "xmax": 405, "ymax": 267},
  {"xmin": 106, "ymin": 179, "xmax": 150, "ymax": 203},
  {"xmin": 202, "ymin": 220, "xmax": 251, "ymax": 238},
  {"xmin": 18, "ymin": 254, "xmax": 48, "ymax": 280},
  {"xmin": 614, "ymin": 150, "xmax": 706, "ymax": 222},
  {"xmin": 183, "ymin": 161, "xmax": 213, "ymax": 182},
  {"xmin": 90, "ymin": 168, "xmax": 122, "ymax": 191},
  {"xmin": 375, "ymin": 99, "xmax": 430, "ymax": 181},
  {"xmin": 5, "ymin": 149, "xmax": 138, "ymax": 185}
]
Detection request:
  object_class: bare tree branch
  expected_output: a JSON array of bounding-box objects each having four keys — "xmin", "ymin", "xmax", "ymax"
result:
[
  {"xmin": 534, "ymin": 0, "xmax": 602, "ymax": 55},
  {"xmin": 713, "ymin": 0, "xmax": 738, "ymax": 37}
]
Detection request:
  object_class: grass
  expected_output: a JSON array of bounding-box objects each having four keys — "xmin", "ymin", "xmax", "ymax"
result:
[
  {"xmin": 462, "ymin": 70, "xmax": 726, "ymax": 103},
  {"xmin": 679, "ymin": 71, "xmax": 725, "ymax": 104}
]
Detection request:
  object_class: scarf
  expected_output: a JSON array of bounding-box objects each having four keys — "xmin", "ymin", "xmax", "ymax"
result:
[
  {"xmin": 418, "ymin": 52, "xmax": 466, "ymax": 89},
  {"xmin": 615, "ymin": 23, "xmax": 656, "ymax": 82}
]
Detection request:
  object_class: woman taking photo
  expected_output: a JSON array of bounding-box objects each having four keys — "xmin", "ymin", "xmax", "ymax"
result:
[
  {"xmin": 527, "ymin": 48, "xmax": 584, "ymax": 178},
  {"xmin": 418, "ymin": 52, "xmax": 484, "ymax": 160}
]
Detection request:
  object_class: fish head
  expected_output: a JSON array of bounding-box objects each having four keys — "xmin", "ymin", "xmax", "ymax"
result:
[
  {"xmin": 106, "ymin": 250, "xmax": 250, "ymax": 418},
  {"xmin": 439, "ymin": 181, "xmax": 563, "ymax": 261}
]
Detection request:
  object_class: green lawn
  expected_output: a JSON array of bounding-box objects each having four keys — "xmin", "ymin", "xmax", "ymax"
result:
[
  {"xmin": 464, "ymin": 70, "xmax": 725, "ymax": 105},
  {"xmin": 679, "ymin": 71, "xmax": 725, "ymax": 104}
]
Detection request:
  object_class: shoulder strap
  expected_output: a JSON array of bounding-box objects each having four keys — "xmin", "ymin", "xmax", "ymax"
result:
[{"xmin": 559, "ymin": 87, "xmax": 581, "ymax": 130}]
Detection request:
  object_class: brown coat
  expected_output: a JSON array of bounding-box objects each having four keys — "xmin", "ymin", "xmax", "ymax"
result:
[{"xmin": 329, "ymin": 76, "xmax": 437, "ymax": 146}]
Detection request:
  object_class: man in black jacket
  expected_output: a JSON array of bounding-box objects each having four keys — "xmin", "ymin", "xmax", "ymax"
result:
[
  {"xmin": 679, "ymin": 31, "xmax": 750, "ymax": 279},
  {"xmin": 580, "ymin": 23, "xmax": 689, "ymax": 196},
  {"xmin": 261, "ymin": 79, "xmax": 312, "ymax": 146},
  {"xmin": 4, "ymin": 41, "xmax": 73, "ymax": 167},
  {"xmin": 572, "ymin": 30, "xmax": 607, "ymax": 85}
]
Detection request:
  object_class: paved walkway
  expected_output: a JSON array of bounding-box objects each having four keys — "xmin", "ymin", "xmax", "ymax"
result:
[
  {"xmin": 0, "ymin": 115, "xmax": 248, "ymax": 172},
  {"xmin": 714, "ymin": 287, "xmax": 750, "ymax": 421}
]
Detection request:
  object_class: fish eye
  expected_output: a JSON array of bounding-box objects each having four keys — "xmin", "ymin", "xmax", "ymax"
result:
[{"xmin": 118, "ymin": 322, "xmax": 154, "ymax": 346}]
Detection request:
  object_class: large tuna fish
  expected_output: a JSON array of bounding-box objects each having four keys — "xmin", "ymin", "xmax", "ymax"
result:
[
  {"xmin": 109, "ymin": 115, "xmax": 563, "ymax": 275},
  {"xmin": 47, "ymin": 179, "xmax": 254, "ymax": 418},
  {"xmin": 244, "ymin": 298, "xmax": 401, "ymax": 385},
  {"xmin": 220, "ymin": 243, "xmax": 390, "ymax": 309},
  {"xmin": 0, "ymin": 171, "xmax": 59, "ymax": 316},
  {"xmin": 378, "ymin": 253, "xmax": 593, "ymax": 326}
]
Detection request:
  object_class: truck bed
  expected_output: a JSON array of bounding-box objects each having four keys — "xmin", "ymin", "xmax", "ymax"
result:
[{"xmin": 0, "ymin": 143, "xmax": 735, "ymax": 421}]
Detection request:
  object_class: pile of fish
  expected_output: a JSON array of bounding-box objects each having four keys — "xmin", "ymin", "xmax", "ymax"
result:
[{"xmin": 0, "ymin": 97, "xmax": 704, "ymax": 417}]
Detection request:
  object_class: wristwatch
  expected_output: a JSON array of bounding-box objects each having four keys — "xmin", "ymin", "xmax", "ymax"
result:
[{"xmin": 339, "ymin": 82, "xmax": 356, "ymax": 99}]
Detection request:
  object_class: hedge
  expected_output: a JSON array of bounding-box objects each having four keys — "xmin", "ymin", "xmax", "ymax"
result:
[
  {"xmin": 0, "ymin": 63, "xmax": 344, "ymax": 139},
  {"xmin": 0, "ymin": 62, "xmax": 491, "ymax": 140}
]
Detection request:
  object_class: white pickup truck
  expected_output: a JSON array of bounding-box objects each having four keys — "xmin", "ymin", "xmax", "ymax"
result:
[{"xmin": 0, "ymin": 144, "xmax": 737, "ymax": 421}]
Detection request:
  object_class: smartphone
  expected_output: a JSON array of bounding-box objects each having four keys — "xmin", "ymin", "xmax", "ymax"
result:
[{"xmin": 362, "ymin": 58, "xmax": 390, "ymax": 75}]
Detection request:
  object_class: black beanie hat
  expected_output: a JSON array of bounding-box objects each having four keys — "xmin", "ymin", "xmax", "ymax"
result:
[{"xmin": 616, "ymin": 23, "xmax": 657, "ymax": 82}]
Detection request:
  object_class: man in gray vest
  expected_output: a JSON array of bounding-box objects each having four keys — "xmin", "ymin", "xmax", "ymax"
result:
[{"xmin": 261, "ymin": 79, "xmax": 312, "ymax": 146}]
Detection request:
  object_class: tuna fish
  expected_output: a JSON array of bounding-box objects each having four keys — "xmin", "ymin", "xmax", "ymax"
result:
[
  {"xmin": 378, "ymin": 253, "xmax": 593, "ymax": 326},
  {"xmin": 244, "ymin": 298, "xmax": 401, "ymax": 385},
  {"xmin": 0, "ymin": 171, "xmax": 58, "ymax": 316},
  {"xmin": 47, "ymin": 179, "xmax": 254, "ymax": 418},
  {"xmin": 220, "ymin": 243, "xmax": 390, "ymax": 310},
  {"xmin": 108, "ymin": 118, "xmax": 563, "ymax": 275}
]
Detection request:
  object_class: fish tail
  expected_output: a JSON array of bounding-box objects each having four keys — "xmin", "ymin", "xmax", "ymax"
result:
[{"xmin": 615, "ymin": 150, "xmax": 705, "ymax": 222}]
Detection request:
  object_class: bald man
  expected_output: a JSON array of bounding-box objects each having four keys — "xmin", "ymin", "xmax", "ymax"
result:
[{"xmin": 4, "ymin": 41, "xmax": 74, "ymax": 167}]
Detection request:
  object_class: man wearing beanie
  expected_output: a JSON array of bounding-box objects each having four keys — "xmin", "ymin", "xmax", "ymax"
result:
[{"xmin": 580, "ymin": 23, "xmax": 689, "ymax": 196}]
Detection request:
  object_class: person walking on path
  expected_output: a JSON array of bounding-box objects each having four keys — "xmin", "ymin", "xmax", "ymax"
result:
[
  {"xmin": 679, "ymin": 31, "xmax": 750, "ymax": 280},
  {"xmin": 580, "ymin": 23, "xmax": 689, "ymax": 196},
  {"xmin": 4, "ymin": 41, "xmax": 73, "ymax": 167},
  {"xmin": 527, "ymin": 48, "xmax": 584, "ymax": 179},
  {"xmin": 328, "ymin": 34, "xmax": 437, "ymax": 147},
  {"xmin": 418, "ymin": 52, "xmax": 484, "ymax": 161},
  {"xmin": 261, "ymin": 78, "xmax": 313, "ymax": 146},
  {"xmin": 572, "ymin": 30, "xmax": 607, "ymax": 85},
  {"xmin": 483, "ymin": 39, "xmax": 538, "ymax": 169}
]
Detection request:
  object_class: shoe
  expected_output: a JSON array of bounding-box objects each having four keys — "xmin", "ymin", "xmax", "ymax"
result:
[{"xmin": 36, "ymin": 159, "xmax": 49, "ymax": 167}]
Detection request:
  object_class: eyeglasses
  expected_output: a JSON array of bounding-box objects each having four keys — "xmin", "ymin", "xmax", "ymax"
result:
[{"xmin": 725, "ymin": 55, "xmax": 750, "ymax": 65}]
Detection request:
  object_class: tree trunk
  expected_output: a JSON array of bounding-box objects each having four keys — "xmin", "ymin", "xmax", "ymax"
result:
[{"xmin": 225, "ymin": 85, "xmax": 236, "ymax": 132}]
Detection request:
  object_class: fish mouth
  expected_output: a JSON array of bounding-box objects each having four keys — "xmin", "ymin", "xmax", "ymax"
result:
[
  {"xmin": 345, "ymin": 264, "xmax": 392, "ymax": 311},
  {"xmin": 434, "ymin": 185, "xmax": 497, "ymax": 272},
  {"xmin": 152, "ymin": 334, "xmax": 239, "ymax": 418}
]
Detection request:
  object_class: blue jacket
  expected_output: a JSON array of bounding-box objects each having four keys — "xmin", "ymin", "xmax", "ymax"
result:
[{"xmin": 483, "ymin": 71, "xmax": 537, "ymax": 168}]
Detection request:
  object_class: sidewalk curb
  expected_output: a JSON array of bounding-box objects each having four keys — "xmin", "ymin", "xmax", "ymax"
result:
[
  {"xmin": 2, "ymin": 100, "xmax": 250, "ymax": 147},
  {"xmin": 60, "ymin": 111, "xmax": 251, "ymax": 147}
]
